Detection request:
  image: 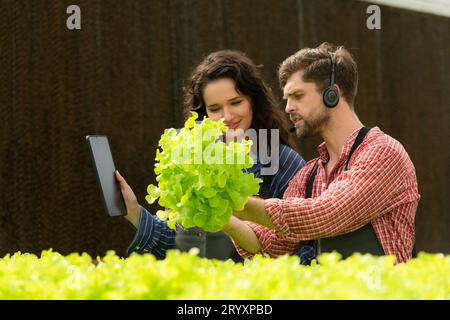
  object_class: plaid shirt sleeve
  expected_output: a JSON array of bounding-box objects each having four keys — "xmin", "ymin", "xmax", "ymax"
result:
[
  {"xmin": 233, "ymin": 221, "xmax": 302, "ymax": 259},
  {"xmin": 232, "ymin": 146, "xmax": 306, "ymax": 259},
  {"xmin": 265, "ymin": 142, "xmax": 417, "ymax": 243}
]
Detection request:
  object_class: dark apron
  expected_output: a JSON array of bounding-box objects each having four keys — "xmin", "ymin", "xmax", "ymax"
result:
[
  {"xmin": 305, "ymin": 127, "xmax": 385, "ymax": 258},
  {"xmin": 319, "ymin": 223, "xmax": 384, "ymax": 258}
]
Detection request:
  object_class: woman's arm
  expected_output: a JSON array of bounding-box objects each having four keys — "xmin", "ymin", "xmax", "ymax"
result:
[{"xmin": 115, "ymin": 171, "xmax": 175, "ymax": 258}]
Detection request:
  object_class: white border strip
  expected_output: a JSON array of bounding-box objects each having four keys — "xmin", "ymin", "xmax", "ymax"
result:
[{"xmin": 359, "ymin": 0, "xmax": 450, "ymax": 18}]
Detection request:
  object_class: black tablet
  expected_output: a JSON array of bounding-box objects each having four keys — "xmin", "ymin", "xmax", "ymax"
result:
[{"xmin": 86, "ymin": 135, "xmax": 126, "ymax": 217}]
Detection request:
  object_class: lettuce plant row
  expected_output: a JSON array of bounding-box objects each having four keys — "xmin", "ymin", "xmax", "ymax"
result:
[{"xmin": 0, "ymin": 249, "xmax": 448, "ymax": 299}]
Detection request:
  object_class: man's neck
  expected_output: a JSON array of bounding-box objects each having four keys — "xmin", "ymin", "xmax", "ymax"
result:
[{"xmin": 321, "ymin": 108, "xmax": 363, "ymax": 163}]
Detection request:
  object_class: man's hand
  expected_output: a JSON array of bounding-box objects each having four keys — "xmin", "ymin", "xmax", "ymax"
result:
[{"xmin": 115, "ymin": 170, "xmax": 141, "ymax": 228}]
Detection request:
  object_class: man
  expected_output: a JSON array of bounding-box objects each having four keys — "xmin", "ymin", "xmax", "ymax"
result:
[{"xmin": 223, "ymin": 42, "xmax": 420, "ymax": 264}]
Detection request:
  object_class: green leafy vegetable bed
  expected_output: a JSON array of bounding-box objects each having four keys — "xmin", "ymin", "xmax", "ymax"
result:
[{"xmin": 0, "ymin": 250, "xmax": 448, "ymax": 299}]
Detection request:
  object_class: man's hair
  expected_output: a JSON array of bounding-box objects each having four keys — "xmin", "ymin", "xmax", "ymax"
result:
[{"xmin": 278, "ymin": 42, "xmax": 358, "ymax": 106}]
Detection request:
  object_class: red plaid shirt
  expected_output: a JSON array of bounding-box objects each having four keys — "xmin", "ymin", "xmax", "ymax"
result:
[{"xmin": 235, "ymin": 127, "xmax": 420, "ymax": 263}]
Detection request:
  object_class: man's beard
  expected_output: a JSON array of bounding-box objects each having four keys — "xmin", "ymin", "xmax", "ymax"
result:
[{"xmin": 296, "ymin": 110, "xmax": 330, "ymax": 139}]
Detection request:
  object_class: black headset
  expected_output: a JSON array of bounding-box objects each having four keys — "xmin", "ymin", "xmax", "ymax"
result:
[{"xmin": 323, "ymin": 52, "xmax": 339, "ymax": 108}]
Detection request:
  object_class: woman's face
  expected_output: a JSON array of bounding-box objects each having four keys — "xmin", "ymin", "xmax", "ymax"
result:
[{"xmin": 202, "ymin": 78, "xmax": 253, "ymax": 137}]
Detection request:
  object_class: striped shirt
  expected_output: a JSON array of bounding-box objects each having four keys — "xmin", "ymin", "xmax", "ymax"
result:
[
  {"xmin": 234, "ymin": 127, "xmax": 420, "ymax": 264},
  {"xmin": 127, "ymin": 144, "xmax": 305, "ymax": 259}
]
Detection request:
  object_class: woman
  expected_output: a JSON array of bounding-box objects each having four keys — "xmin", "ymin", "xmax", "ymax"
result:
[{"xmin": 116, "ymin": 50, "xmax": 306, "ymax": 262}]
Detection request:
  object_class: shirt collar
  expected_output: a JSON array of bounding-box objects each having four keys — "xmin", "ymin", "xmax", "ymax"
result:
[{"xmin": 317, "ymin": 126, "xmax": 366, "ymax": 164}]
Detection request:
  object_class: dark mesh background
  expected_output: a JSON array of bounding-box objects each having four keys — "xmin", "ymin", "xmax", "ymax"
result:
[{"xmin": 0, "ymin": 0, "xmax": 448, "ymax": 257}]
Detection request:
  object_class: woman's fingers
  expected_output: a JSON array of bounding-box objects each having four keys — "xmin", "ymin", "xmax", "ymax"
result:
[
  {"xmin": 115, "ymin": 171, "xmax": 137, "ymax": 202},
  {"xmin": 115, "ymin": 170, "xmax": 131, "ymax": 193},
  {"xmin": 114, "ymin": 171, "xmax": 141, "ymax": 224},
  {"xmin": 115, "ymin": 170, "xmax": 125, "ymax": 184}
]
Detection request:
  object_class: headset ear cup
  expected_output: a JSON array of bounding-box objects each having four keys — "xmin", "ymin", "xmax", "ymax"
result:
[{"xmin": 323, "ymin": 86, "xmax": 339, "ymax": 108}]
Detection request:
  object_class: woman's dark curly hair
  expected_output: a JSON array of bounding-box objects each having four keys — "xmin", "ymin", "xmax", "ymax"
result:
[{"xmin": 182, "ymin": 50, "xmax": 292, "ymax": 149}]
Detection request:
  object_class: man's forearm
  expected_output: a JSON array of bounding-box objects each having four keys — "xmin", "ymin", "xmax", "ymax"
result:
[
  {"xmin": 234, "ymin": 197, "xmax": 279, "ymax": 231},
  {"xmin": 223, "ymin": 216, "xmax": 262, "ymax": 254}
]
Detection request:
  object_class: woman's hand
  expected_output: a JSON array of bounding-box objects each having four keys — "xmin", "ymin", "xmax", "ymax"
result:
[{"xmin": 115, "ymin": 170, "xmax": 141, "ymax": 228}]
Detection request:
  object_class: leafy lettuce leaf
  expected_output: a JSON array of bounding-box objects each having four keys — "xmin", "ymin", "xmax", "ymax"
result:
[{"xmin": 146, "ymin": 112, "xmax": 261, "ymax": 232}]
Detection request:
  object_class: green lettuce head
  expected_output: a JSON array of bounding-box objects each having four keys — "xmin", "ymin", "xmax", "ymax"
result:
[{"xmin": 146, "ymin": 112, "xmax": 261, "ymax": 232}]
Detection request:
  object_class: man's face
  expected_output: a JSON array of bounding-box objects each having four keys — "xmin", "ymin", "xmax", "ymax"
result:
[{"xmin": 283, "ymin": 70, "xmax": 330, "ymax": 138}]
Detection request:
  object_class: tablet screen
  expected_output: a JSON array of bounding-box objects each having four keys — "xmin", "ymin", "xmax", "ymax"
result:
[{"xmin": 86, "ymin": 135, "xmax": 126, "ymax": 217}]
